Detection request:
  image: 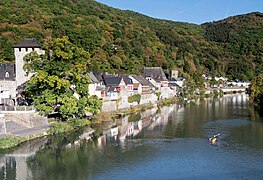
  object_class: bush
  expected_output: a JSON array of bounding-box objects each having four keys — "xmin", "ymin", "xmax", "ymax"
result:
[
  {"xmin": 128, "ymin": 94, "xmax": 141, "ymax": 104},
  {"xmin": 68, "ymin": 118, "xmax": 90, "ymax": 127},
  {"xmin": 48, "ymin": 122, "xmax": 74, "ymax": 135},
  {"xmin": 128, "ymin": 113, "xmax": 141, "ymax": 122}
]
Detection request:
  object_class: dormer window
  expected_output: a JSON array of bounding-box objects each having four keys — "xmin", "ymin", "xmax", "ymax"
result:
[{"xmin": 5, "ymin": 72, "xmax": 10, "ymax": 78}]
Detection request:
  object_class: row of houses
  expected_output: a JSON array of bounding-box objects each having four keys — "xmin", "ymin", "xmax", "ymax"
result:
[
  {"xmin": 87, "ymin": 68, "xmax": 183, "ymax": 111},
  {"xmin": 0, "ymin": 38, "xmax": 184, "ymax": 109}
]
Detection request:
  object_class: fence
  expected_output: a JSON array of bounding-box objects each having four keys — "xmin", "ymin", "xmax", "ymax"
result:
[{"xmin": 0, "ymin": 106, "xmax": 35, "ymax": 112}]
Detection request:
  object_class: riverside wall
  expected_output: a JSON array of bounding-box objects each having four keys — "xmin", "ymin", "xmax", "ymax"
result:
[
  {"xmin": 0, "ymin": 111, "xmax": 48, "ymax": 128},
  {"xmin": 101, "ymin": 93, "xmax": 159, "ymax": 112}
]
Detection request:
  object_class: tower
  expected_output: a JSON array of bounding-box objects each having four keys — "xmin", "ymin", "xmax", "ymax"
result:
[
  {"xmin": 12, "ymin": 38, "xmax": 45, "ymax": 88},
  {"xmin": 171, "ymin": 70, "xmax": 178, "ymax": 79}
]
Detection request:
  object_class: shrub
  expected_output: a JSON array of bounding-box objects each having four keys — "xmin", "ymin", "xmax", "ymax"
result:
[
  {"xmin": 68, "ymin": 118, "xmax": 90, "ymax": 127},
  {"xmin": 128, "ymin": 94, "xmax": 141, "ymax": 104},
  {"xmin": 48, "ymin": 122, "xmax": 74, "ymax": 135}
]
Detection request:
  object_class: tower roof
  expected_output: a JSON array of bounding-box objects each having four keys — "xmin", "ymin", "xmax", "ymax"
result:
[{"xmin": 12, "ymin": 38, "xmax": 42, "ymax": 48}]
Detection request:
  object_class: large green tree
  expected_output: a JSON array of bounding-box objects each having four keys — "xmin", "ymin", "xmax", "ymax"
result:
[{"xmin": 23, "ymin": 36, "xmax": 102, "ymax": 120}]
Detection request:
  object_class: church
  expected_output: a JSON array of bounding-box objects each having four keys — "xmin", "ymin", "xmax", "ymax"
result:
[{"xmin": 0, "ymin": 38, "xmax": 44, "ymax": 105}]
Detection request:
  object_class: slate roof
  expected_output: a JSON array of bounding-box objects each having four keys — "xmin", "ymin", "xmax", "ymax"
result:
[
  {"xmin": 104, "ymin": 77, "xmax": 123, "ymax": 86},
  {"xmin": 143, "ymin": 67, "xmax": 168, "ymax": 81},
  {"xmin": 0, "ymin": 64, "xmax": 16, "ymax": 81},
  {"xmin": 119, "ymin": 75, "xmax": 133, "ymax": 85},
  {"xmin": 92, "ymin": 72, "xmax": 104, "ymax": 82},
  {"xmin": 87, "ymin": 72, "xmax": 99, "ymax": 83},
  {"xmin": 12, "ymin": 38, "xmax": 42, "ymax": 48},
  {"xmin": 132, "ymin": 75, "xmax": 154, "ymax": 87}
]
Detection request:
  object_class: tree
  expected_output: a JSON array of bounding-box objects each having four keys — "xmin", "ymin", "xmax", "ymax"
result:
[
  {"xmin": 248, "ymin": 74, "xmax": 263, "ymax": 116},
  {"xmin": 23, "ymin": 36, "xmax": 102, "ymax": 120}
]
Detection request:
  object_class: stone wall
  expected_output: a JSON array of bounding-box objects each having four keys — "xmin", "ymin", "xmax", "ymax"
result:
[
  {"xmin": 118, "ymin": 95, "xmax": 129, "ymax": 109},
  {"xmin": 140, "ymin": 94, "xmax": 158, "ymax": 104},
  {"xmin": 1, "ymin": 111, "xmax": 48, "ymax": 128},
  {"xmin": 102, "ymin": 93, "xmax": 159, "ymax": 112},
  {"xmin": 102, "ymin": 100, "xmax": 117, "ymax": 112}
]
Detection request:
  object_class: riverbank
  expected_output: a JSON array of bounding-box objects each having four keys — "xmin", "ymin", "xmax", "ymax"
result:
[
  {"xmin": 0, "ymin": 96, "xmax": 180, "ymax": 150},
  {"xmin": 2, "ymin": 94, "xmax": 262, "ymax": 180},
  {"xmin": 0, "ymin": 92, "xmax": 243, "ymax": 150}
]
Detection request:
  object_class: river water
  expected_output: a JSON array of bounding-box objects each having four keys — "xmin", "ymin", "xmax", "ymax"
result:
[{"xmin": 1, "ymin": 94, "xmax": 263, "ymax": 180}]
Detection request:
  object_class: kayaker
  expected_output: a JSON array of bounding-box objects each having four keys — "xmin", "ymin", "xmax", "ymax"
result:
[{"xmin": 209, "ymin": 132, "xmax": 220, "ymax": 143}]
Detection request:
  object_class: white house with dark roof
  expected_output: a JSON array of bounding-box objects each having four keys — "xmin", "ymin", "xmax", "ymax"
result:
[
  {"xmin": 119, "ymin": 75, "xmax": 134, "ymax": 96},
  {"xmin": 87, "ymin": 72, "xmax": 105, "ymax": 99},
  {"xmin": 102, "ymin": 76, "xmax": 126, "ymax": 100},
  {"xmin": 130, "ymin": 75, "xmax": 154, "ymax": 94},
  {"xmin": 0, "ymin": 64, "xmax": 16, "ymax": 104},
  {"xmin": 143, "ymin": 67, "xmax": 169, "ymax": 88}
]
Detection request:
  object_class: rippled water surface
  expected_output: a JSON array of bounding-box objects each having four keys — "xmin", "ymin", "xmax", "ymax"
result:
[{"xmin": 1, "ymin": 94, "xmax": 263, "ymax": 179}]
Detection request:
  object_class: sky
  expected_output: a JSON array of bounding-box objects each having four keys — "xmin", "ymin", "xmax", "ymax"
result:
[{"xmin": 96, "ymin": 0, "xmax": 263, "ymax": 24}]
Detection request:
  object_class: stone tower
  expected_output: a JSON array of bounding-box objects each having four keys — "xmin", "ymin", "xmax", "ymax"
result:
[{"xmin": 12, "ymin": 38, "xmax": 45, "ymax": 88}]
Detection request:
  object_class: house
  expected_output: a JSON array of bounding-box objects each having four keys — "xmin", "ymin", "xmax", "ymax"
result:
[
  {"xmin": 119, "ymin": 75, "xmax": 134, "ymax": 96},
  {"xmin": 87, "ymin": 72, "xmax": 105, "ymax": 99},
  {"xmin": 129, "ymin": 75, "xmax": 143, "ymax": 94},
  {"xmin": 168, "ymin": 83, "xmax": 181, "ymax": 97},
  {"xmin": 104, "ymin": 76, "xmax": 126, "ymax": 91},
  {"xmin": 0, "ymin": 64, "xmax": 16, "ymax": 104},
  {"xmin": 169, "ymin": 77, "xmax": 185, "ymax": 88},
  {"xmin": 143, "ymin": 67, "xmax": 168, "ymax": 88},
  {"xmin": 103, "ymin": 76, "xmax": 126, "ymax": 100},
  {"xmin": 130, "ymin": 75, "xmax": 154, "ymax": 94}
]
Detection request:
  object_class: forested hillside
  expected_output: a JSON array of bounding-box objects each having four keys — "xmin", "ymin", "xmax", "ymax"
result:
[
  {"xmin": 0, "ymin": 0, "xmax": 262, "ymax": 80},
  {"xmin": 203, "ymin": 12, "xmax": 263, "ymax": 80}
]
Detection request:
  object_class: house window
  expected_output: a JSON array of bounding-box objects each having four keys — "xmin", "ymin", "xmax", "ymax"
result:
[
  {"xmin": 19, "ymin": 48, "xmax": 21, "ymax": 52},
  {"xmin": 32, "ymin": 48, "xmax": 35, "ymax": 51},
  {"xmin": 25, "ymin": 48, "xmax": 28, "ymax": 52},
  {"xmin": 5, "ymin": 72, "xmax": 10, "ymax": 78}
]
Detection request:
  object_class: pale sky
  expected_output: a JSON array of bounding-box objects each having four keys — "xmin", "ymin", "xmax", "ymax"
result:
[{"xmin": 96, "ymin": 0, "xmax": 263, "ymax": 24}]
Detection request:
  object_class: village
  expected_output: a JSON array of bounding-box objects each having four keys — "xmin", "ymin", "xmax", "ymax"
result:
[{"xmin": 0, "ymin": 38, "xmax": 250, "ymax": 137}]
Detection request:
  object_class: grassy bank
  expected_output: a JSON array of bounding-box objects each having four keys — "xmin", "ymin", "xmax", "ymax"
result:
[{"xmin": 0, "ymin": 133, "xmax": 46, "ymax": 150}]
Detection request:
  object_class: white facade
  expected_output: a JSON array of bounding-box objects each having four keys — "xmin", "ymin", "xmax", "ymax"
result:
[
  {"xmin": 0, "ymin": 81, "xmax": 16, "ymax": 104},
  {"xmin": 14, "ymin": 47, "xmax": 44, "ymax": 88},
  {"xmin": 88, "ymin": 83, "xmax": 102, "ymax": 99}
]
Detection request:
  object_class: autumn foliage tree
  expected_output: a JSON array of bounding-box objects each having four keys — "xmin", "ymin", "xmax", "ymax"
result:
[{"xmin": 23, "ymin": 36, "xmax": 102, "ymax": 120}]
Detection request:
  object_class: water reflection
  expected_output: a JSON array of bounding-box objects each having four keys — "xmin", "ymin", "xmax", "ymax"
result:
[{"xmin": 0, "ymin": 94, "xmax": 263, "ymax": 179}]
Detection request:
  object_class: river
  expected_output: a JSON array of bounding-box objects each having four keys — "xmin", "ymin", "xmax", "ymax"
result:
[{"xmin": 0, "ymin": 94, "xmax": 263, "ymax": 180}]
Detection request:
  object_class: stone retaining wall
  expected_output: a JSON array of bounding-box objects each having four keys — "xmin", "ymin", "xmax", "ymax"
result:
[
  {"xmin": 102, "ymin": 101, "xmax": 117, "ymax": 112},
  {"xmin": 1, "ymin": 111, "xmax": 48, "ymax": 128}
]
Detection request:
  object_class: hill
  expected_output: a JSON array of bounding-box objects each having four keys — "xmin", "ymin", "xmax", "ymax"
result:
[
  {"xmin": 203, "ymin": 12, "xmax": 263, "ymax": 80},
  {"xmin": 0, "ymin": 0, "xmax": 262, "ymax": 80}
]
